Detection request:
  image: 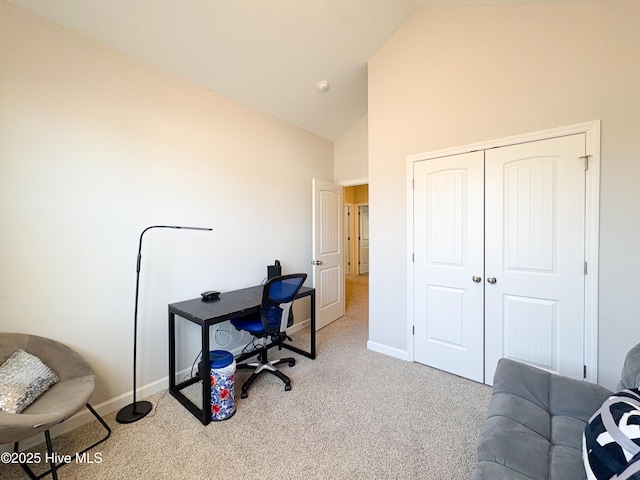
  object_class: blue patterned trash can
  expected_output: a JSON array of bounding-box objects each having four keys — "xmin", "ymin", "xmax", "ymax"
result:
[{"xmin": 207, "ymin": 350, "xmax": 236, "ymax": 421}]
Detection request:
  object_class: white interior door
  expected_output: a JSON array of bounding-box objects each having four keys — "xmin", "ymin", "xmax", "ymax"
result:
[
  {"xmin": 484, "ymin": 134, "xmax": 586, "ymax": 383},
  {"xmin": 358, "ymin": 205, "xmax": 369, "ymax": 274},
  {"xmin": 413, "ymin": 151, "xmax": 485, "ymax": 382},
  {"xmin": 312, "ymin": 178, "xmax": 345, "ymax": 330}
]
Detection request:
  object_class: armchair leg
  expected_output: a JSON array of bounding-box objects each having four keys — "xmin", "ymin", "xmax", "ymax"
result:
[
  {"xmin": 14, "ymin": 402, "xmax": 111, "ymax": 479},
  {"xmin": 44, "ymin": 431, "xmax": 58, "ymax": 480},
  {"xmin": 80, "ymin": 403, "xmax": 112, "ymax": 454}
]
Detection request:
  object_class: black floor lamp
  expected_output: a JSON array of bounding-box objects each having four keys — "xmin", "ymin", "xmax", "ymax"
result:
[{"xmin": 116, "ymin": 225, "xmax": 212, "ymax": 424}]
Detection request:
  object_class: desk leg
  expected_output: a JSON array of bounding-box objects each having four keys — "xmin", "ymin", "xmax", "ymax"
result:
[
  {"xmin": 281, "ymin": 291, "xmax": 316, "ymax": 360},
  {"xmin": 202, "ymin": 324, "xmax": 211, "ymax": 425},
  {"xmin": 310, "ymin": 290, "xmax": 316, "ymax": 359},
  {"xmin": 168, "ymin": 311, "xmax": 210, "ymax": 426},
  {"xmin": 169, "ymin": 312, "xmax": 176, "ymax": 391}
]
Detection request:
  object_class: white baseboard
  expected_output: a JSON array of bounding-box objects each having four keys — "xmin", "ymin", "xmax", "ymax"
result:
[
  {"xmin": 367, "ymin": 340, "xmax": 410, "ymax": 361},
  {"xmin": 289, "ymin": 318, "xmax": 310, "ymax": 334}
]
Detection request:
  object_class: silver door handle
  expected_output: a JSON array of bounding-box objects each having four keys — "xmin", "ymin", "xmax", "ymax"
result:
[
  {"xmin": 472, "ymin": 276, "xmax": 482, "ymax": 283},
  {"xmin": 312, "ymin": 260, "xmax": 323, "ymax": 265},
  {"xmin": 487, "ymin": 277, "xmax": 497, "ymax": 284}
]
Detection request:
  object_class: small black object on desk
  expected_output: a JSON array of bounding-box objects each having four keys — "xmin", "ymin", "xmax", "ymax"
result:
[
  {"xmin": 201, "ymin": 290, "xmax": 220, "ymax": 301},
  {"xmin": 267, "ymin": 259, "xmax": 281, "ymax": 280}
]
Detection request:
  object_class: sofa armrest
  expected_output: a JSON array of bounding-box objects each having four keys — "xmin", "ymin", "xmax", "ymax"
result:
[{"xmin": 493, "ymin": 358, "xmax": 611, "ymax": 418}]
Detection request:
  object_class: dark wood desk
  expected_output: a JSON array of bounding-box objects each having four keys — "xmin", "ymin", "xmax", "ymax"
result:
[{"xmin": 168, "ymin": 285, "xmax": 316, "ymax": 425}]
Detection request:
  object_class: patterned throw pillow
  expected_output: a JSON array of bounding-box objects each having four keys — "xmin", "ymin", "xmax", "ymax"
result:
[
  {"xmin": 583, "ymin": 388, "xmax": 640, "ymax": 480},
  {"xmin": 0, "ymin": 349, "xmax": 60, "ymax": 414}
]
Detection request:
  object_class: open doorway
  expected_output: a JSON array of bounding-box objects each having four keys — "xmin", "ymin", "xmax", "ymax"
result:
[
  {"xmin": 344, "ymin": 185, "xmax": 368, "ymax": 276},
  {"xmin": 343, "ymin": 184, "xmax": 369, "ymax": 317}
]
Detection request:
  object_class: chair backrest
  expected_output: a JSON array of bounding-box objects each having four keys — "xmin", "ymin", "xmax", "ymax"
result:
[{"xmin": 260, "ymin": 273, "xmax": 307, "ymax": 335}]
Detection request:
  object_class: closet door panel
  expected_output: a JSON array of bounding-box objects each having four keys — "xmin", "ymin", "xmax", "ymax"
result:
[
  {"xmin": 413, "ymin": 151, "xmax": 484, "ymax": 382},
  {"xmin": 484, "ymin": 134, "xmax": 586, "ymax": 383}
]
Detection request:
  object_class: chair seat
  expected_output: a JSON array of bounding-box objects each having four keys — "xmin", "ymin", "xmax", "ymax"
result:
[
  {"xmin": 229, "ymin": 273, "xmax": 307, "ymax": 398},
  {"xmin": 0, "ymin": 332, "xmax": 111, "ymax": 480},
  {"xmin": 230, "ymin": 315, "xmax": 266, "ymax": 335}
]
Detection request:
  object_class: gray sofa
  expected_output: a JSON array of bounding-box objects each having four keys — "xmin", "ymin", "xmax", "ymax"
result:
[{"xmin": 472, "ymin": 343, "xmax": 640, "ymax": 480}]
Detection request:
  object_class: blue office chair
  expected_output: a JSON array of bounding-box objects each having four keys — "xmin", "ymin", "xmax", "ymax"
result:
[{"xmin": 230, "ymin": 273, "xmax": 307, "ymax": 398}]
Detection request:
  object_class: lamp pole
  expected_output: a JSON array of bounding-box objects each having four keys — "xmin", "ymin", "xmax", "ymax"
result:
[{"xmin": 116, "ymin": 225, "xmax": 212, "ymax": 424}]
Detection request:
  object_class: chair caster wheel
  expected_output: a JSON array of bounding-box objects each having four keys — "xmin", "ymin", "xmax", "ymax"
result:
[
  {"xmin": 285, "ymin": 384, "xmax": 291, "ymax": 391},
  {"xmin": 288, "ymin": 360, "xmax": 295, "ymax": 367},
  {"xmin": 241, "ymin": 391, "xmax": 248, "ymax": 399}
]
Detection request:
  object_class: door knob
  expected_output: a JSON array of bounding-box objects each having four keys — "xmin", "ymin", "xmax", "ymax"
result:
[
  {"xmin": 311, "ymin": 260, "xmax": 323, "ymax": 265},
  {"xmin": 472, "ymin": 276, "xmax": 482, "ymax": 283},
  {"xmin": 487, "ymin": 277, "xmax": 497, "ymax": 284}
]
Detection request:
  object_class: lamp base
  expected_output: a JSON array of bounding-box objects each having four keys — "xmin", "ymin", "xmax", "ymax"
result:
[{"xmin": 116, "ymin": 400, "xmax": 153, "ymax": 424}]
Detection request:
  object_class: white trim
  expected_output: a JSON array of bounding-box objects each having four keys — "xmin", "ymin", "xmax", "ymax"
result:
[
  {"xmin": 344, "ymin": 204, "xmax": 354, "ymax": 275},
  {"xmin": 289, "ymin": 317, "xmax": 311, "ymax": 334},
  {"xmin": 356, "ymin": 203, "xmax": 369, "ymax": 275},
  {"xmin": 406, "ymin": 120, "xmax": 600, "ymax": 383},
  {"xmin": 583, "ymin": 122, "xmax": 600, "ymax": 384},
  {"xmin": 407, "ymin": 121, "xmax": 601, "ymax": 163},
  {"xmin": 337, "ymin": 177, "xmax": 369, "ymax": 187},
  {"xmin": 406, "ymin": 157, "xmax": 415, "ymax": 362},
  {"xmin": 367, "ymin": 340, "xmax": 410, "ymax": 361}
]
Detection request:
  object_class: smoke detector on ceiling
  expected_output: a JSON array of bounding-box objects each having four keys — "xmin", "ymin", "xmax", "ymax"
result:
[{"xmin": 317, "ymin": 80, "xmax": 330, "ymax": 93}]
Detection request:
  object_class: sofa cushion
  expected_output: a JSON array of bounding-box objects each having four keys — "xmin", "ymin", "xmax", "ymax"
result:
[
  {"xmin": 551, "ymin": 373, "xmax": 619, "ymax": 421},
  {"xmin": 473, "ymin": 358, "xmax": 612, "ymax": 480},
  {"xmin": 551, "ymin": 445, "xmax": 589, "ymax": 480},
  {"xmin": 476, "ymin": 414, "xmax": 551, "ymax": 480},
  {"xmin": 474, "ymin": 461, "xmax": 539, "ymax": 480},
  {"xmin": 552, "ymin": 415, "xmax": 589, "ymax": 450},
  {"xmin": 487, "ymin": 391, "xmax": 551, "ymax": 440}
]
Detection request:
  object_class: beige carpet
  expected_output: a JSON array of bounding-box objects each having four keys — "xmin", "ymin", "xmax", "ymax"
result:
[{"xmin": 3, "ymin": 275, "xmax": 492, "ymax": 479}]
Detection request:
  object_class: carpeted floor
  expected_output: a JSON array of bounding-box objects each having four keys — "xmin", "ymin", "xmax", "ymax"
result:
[{"xmin": 3, "ymin": 275, "xmax": 492, "ymax": 480}]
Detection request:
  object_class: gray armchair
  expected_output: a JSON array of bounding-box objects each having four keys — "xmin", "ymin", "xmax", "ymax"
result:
[{"xmin": 0, "ymin": 333, "xmax": 110, "ymax": 479}]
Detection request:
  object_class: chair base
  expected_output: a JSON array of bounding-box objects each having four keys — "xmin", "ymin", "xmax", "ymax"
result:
[
  {"xmin": 15, "ymin": 402, "xmax": 111, "ymax": 480},
  {"xmin": 236, "ymin": 356, "xmax": 296, "ymax": 398}
]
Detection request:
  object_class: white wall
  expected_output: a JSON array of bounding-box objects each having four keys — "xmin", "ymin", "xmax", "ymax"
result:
[
  {"xmin": 0, "ymin": 2, "xmax": 333, "ymax": 406},
  {"xmin": 368, "ymin": 0, "xmax": 640, "ymax": 391},
  {"xmin": 334, "ymin": 114, "xmax": 368, "ymax": 183}
]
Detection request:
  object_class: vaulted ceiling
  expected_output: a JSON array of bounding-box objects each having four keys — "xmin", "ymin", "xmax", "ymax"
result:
[{"xmin": 6, "ymin": 0, "xmax": 599, "ymax": 141}]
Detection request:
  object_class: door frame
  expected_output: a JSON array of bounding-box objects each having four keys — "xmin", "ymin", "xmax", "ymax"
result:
[
  {"xmin": 344, "ymin": 204, "xmax": 353, "ymax": 275},
  {"xmin": 406, "ymin": 121, "xmax": 600, "ymax": 383},
  {"xmin": 356, "ymin": 203, "xmax": 369, "ymax": 274},
  {"xmin": 339, "ymin": 179, "xmax": 370, "ymax": 279}
]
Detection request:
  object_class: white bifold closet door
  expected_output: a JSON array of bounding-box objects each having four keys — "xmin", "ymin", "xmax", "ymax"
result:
[
  {"xmin": 414, "ymin": 134, "xmax": 586, "ymax": 384},
  {"xmin": 414, "ymin": 151, "xmax": 485, "ymax": 382}
]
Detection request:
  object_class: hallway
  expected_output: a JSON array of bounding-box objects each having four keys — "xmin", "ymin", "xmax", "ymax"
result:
[{"xmin": 344, "ymin": 274, "xmax": 368, "ymax": 322}]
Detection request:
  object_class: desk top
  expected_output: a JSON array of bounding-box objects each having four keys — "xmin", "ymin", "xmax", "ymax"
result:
[{"xmin": 169, "ymin": 285, "xmax": 314, "ymax": 325}]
